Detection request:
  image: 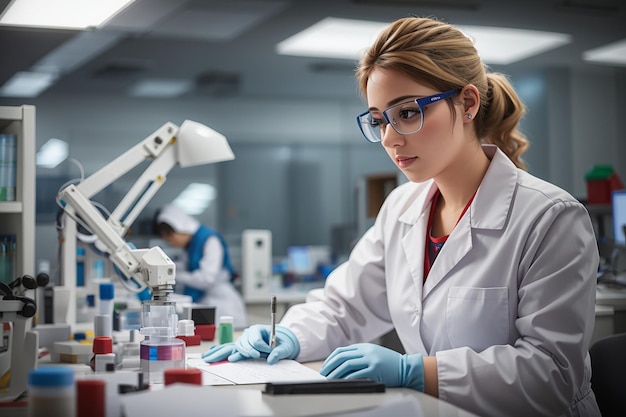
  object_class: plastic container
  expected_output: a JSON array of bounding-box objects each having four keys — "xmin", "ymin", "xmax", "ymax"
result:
[
  {"xmin": 27, "ymin": 366, "xmax": 76, "ymax": 417},
  {"xmin": 140, "ymin": 338, "xmax": 185, "ymax": 384},
  {"xmin": 0, "ymin": 134, "xmax": 16, "ymax": 202},
  {"xmin": 91, "ymin": 336, "xmax": 116, "ymax": 373},
  {"xmin": 98, "ymin": 282, "xmax": 114, "ymax": 316},
  {"xmin": 164, "ymin": 368, "xmax": 202, "ymax": 386},
  {"xmin": 139, "ymin": 300, "xmax": 185, "ymax": 384},
  {"xmin": 218, "ymin": 316, "xmax": 234, "ymax": 344},
  {"xmin": 0, "ymin": 234, "xmax": 16, "ymax": 284},
  {"xmin": 76, "ymin": 379, "xmax": 105, "ymax": 417}
]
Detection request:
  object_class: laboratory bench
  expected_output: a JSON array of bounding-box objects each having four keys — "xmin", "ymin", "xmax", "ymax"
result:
[{"xmin": 2, "ymin": 333, "xmax": 481, "ymax": 417}]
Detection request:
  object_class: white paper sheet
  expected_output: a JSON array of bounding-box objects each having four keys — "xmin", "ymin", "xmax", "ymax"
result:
[{"xmin": 187, "ymin": 354, "xmax": 327, "ymax": 385}]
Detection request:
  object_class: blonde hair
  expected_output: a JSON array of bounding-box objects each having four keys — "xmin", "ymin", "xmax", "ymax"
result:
[{"xmin": 356, "ymin": 17, "xmax": 530, "ymax": 170}]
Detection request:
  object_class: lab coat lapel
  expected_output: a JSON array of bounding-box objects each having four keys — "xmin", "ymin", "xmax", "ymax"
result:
[
  {"xmin": 422, "ymin": 214, "xmax": 473, "ymax": 297},
  {"xmin": 399, "ymin": 182, "xmax": 438, "ymax": 301},
  {"xmin": 421, "ymin": 145, "xmax": 518, "ymax": 297}
]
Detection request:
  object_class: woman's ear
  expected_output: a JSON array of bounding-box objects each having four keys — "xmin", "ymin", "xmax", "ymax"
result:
[{"xmin": 461, "ymin": 84, "xmax": 480, "ymax": 122}]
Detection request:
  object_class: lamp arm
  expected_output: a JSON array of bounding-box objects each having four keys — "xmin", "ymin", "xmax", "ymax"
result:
[
  {"xmin": 57, "ymin": 122, "xmax": 182, "ymax": 297},
  {"xmin": 76, "ymin": 122, "xmax": 178, "ymax": 199}
]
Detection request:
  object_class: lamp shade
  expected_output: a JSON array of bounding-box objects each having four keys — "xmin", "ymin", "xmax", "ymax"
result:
[{"xmin": 176, "ymin": 120, "xmax": 234, "ymax": 168}]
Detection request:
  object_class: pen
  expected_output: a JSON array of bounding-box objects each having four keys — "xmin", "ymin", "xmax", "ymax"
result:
[{"xmin": 270, "ymin": 295, "xmax": 277, "ymax": 349}]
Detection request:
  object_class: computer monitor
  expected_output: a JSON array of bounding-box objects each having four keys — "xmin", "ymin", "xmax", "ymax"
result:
[
  {"xmin": 612, "ymin": 190, "xmax": 626, "ymax": 247},
  {"xmin": 287, "ymin": 246, "xmax": 315, "ymax": 275}
]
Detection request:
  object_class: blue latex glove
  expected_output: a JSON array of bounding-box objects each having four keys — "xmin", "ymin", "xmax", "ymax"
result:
[
  {"xmin": 202, "ymin": 343, "xmax": 236, "ymax": 363},
  {"xmin": 231, "ymin": 324, "xmax": 300, "ymax": 365},
  {"xmin": 320, "ymin": 343, "xmax": 424, "ymax": 392}
]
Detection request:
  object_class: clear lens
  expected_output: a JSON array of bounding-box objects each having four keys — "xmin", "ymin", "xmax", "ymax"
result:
[
  {"xmin": 387, "ymin": 101, "xmax": 424, "ymax": 134},
  {"xmin": 357, "ymin": 100, "xmax": 425, "ymax": 143},
  {"xmin": 357, "ymin": 113, "xmax": 383, "ymax": 143}
]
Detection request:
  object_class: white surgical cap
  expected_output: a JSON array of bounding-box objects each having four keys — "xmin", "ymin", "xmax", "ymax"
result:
[{"xmin": 156, "ymin": 204, "xmax": 200, "ymax": 234}]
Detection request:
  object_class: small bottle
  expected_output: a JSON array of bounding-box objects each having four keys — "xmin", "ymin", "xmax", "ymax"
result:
[
  {"xmin": 218, "ymin": 316, "xmax": 234, "ymax": 344},
  {"xmin": 91, "ymin": 336, "xmax": 116, "ymax": 373},
  {"xmin": 98, "ymin": 282, "xmax": 114, "ymax": 317},
  {"xmin": 76, "ymin": 379, "xmax": 105, "ymax": 417},
  {"xmin": 28, "ymin": 366, "xmax": 76, "ymax": 417},
  {"xmin": 176, "ymin": 319, "xmax": 201, "ymax": 346}
]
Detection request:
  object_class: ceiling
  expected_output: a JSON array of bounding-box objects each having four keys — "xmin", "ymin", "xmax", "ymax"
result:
[{"xmin": 1, "ymin": 0, "xmax": 625, "ymax": 101}]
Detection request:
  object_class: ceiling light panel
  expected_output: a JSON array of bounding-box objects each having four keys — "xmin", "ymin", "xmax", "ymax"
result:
[
  {"xmin": 458, "ymin": 25, "xmax": 572, "ymax": 65},
  {"xmin": 583, "ymin": 39, "xmax": 626, "ymax": 67},
  {"xmin": 37, "ymin": 138, "xmax": 69, "ymax": 168},
  {"xmin": 0, "ymin": 0, "xmax": 135, "ymax": 29},
  {"xmin": 276, "ymin": 17, "xmax": 387, "ymax": 60},
  {"xmin": 128, "ymin": 79, "xmax": 192, "ymax": 98},
  {"xmin": 0, "ymin": 71, "xmax": 58, "ymax": 97},
  {"xmin": 173, "ymin": 183, "xmax": 216, "ymax": 215},
  {"xmin": 277, "ymin": 18, "xmax": 572, "ymax": 65}
]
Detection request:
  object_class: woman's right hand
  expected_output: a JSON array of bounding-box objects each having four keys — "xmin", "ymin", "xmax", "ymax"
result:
[{"xmin": 201, "ymin": 324, "xmax": 300, "ymax": 365}]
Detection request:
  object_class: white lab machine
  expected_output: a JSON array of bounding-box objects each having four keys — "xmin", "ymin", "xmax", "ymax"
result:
[{"xmin": 241, "ymin": 229, "xmax": 272, "ymax": 301}]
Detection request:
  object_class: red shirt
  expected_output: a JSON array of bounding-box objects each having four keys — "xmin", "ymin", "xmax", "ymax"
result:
[{"xmin": 424, "ymin": 190, "xmax": 475, "ymax": 281}]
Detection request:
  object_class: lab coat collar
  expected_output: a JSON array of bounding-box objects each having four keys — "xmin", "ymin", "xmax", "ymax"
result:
[
  {"xmin": 397, "ymin": 144, "xmax": 518, "ymax": 232},
  {"xmin": 398, "ymin": 145, "xmax": 520, "ymax": 297},
  {"xmin": 470, "ymin": 145, "xmax": 518, "ymax": 231}
]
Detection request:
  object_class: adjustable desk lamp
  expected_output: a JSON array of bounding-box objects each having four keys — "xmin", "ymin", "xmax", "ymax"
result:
[{"xmin": 56, "ymin": 120, "xmax": 234, "ymax": 327}]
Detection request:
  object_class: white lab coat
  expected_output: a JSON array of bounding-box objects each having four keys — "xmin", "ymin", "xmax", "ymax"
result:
[
  {"xmin": 175, "ymin": 235, "xmax": 247, "ymax": 329},
  {"xmin": 280, "ymin": 145, "xmax": 600, "ymax": 417}
]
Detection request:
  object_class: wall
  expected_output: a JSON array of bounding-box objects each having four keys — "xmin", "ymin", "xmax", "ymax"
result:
[{"xmin": 2, "ymin": 66, "xmax": 625, "ymax": 274}]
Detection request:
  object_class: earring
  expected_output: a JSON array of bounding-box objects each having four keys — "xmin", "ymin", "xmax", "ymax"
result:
[{"xmin": 467, "ymin": 113, "xmax": 473, "ymax": 119}]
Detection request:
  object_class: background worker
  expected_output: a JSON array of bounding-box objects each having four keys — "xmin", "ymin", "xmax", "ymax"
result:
[{"xmin": 155, "ymin": 204, "xmax": 247, "ymax": 329}]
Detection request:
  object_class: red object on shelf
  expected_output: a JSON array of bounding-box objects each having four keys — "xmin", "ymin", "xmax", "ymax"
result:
[
  {"xmin": 164, "ymin": 368, "xmax": 202, "ymax": 386},
  {"xmin": 176, "ymin": 334, "xmax": 202, "ymax": 346},
  {"xmin": 77, "ymin": 380, "xmax": 105, "ymax": 417},
  {"xmin": 585, "ymin": 166, "xmax": 624, "ymax": 205},
  {"xmin": 195, "ymin": 324, "xmax": 216, "ymax": 341}
]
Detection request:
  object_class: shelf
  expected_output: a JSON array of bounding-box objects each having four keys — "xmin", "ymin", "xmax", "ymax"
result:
[
  {"xmin": 0, "ymin": 202, "xmax": 23, "ymax": 213},
  {"xmin": 0, "ymin": 105, "xmax": 35, "ymax": 281}
]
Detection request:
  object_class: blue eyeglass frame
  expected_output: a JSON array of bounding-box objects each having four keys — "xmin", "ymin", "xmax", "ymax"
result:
[{"xmin": 356, "ymin": 89, "xmax": 461, "ymax": 143}]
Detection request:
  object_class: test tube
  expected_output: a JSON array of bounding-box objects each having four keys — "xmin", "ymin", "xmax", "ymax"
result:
[{"xmin": 99, "ymin": 282, "xmax": 114, "ymax": 316}]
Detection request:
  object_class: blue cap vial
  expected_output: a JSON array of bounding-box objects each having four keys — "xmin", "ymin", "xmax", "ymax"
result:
[
  {"xmin": 28, "ymin": 366, "xmax": 74, "ymax": 387},
  {"xmin": 99, "ymin": 282, "xmax": 114, "ymax": 300}
]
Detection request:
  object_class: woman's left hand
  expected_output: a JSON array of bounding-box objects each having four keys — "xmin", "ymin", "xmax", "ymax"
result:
[{"xmin": 320, "ymin": 343, "xmax": 425, "ymax": 391}]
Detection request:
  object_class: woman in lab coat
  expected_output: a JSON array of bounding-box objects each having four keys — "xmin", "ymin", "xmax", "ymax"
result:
[
  {"xmin": 203, "ymin": 17, "xmax": 600, "ymax": 417},
  {"xmin": 155, "ymin": 204, "xmax": 247, "ymax": 329}
]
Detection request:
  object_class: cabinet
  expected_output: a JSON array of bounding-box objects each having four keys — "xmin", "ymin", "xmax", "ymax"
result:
[
  {"xmin": 0, "ymin": 105, "xmax": 36, "ymax": 280},
  {"xmin": 356, "ymin": 172, "xmax": 400, "ymax": 238}
]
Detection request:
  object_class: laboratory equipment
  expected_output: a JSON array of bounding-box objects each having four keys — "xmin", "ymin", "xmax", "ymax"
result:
[
  {"xmin": 55, "ymin": 120, "xmax": 234, "ymax": 383},
  {"xmin": 241, "ymin": 229, "xmax": 272, "ymax": 300},
  {"xmin": 163, "ymin": 368, "xmax": 202, "ymax": 386},
  {"xmin": 139, "ymin": 301, "xmax": 185, "ymax": 384},
  {"xmin": 176, "ymin": 319, "xmax": 201, "ymax": 346},
  {"xmin": 612, "ymin": 190, "xmax": 626, "ymax": 248},
  {"xmin": 91, "ymin": 336, "xmax": 116, "ymax": 373},
  {"xmin": 0, "ymin": 133, "xmax": 16, "ymax": 202},
  {"xmin": 0, "ymin": 275, "xmax": 46, "ymax": 402},
  {"xmin": 218, "ymin": 315, "xmax": 234, "ymax": 344},
  {"xmin": 27, "ymin": 366, "xmax": 76, "ymax": 417},
  {"xmin": 55, "ymin": 119, "xmax": 234, "ymax": 326},
  {"xmin": 76, "ymin": 379, "xmax": 105, "ymax": 417}
]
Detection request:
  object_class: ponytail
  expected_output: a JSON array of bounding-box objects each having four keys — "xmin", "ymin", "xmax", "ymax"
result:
[{"xmin": 476, "ymin": 73, "xmax": 530, "ymax": 170}]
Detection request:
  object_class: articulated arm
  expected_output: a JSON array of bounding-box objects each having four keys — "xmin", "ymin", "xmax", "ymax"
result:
[{"xmin": 57, "ymin": 120, "xmax": 234, "ymax": 300}]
